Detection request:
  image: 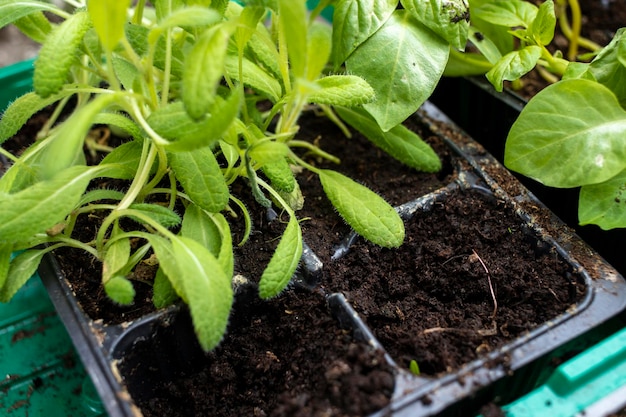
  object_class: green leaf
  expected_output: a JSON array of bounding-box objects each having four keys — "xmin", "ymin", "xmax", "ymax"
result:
[
  {"xmin": 0, "ymin": 250, "xmax": 46, "ymax": 302},
  {"xmin": 148, "ymin": 6, "xmax": 221, "ymax": 45},
  {"xmin": 171, "ymin": 236, "xmax": 233, "ymax": 351},
  {"xmin": 14, "ymin": 12, "xmax": 52, "ymax": 43},
  {"xmin": 0, "ymin": 0, "xmax": 62, "ymax": 30},
  {"xmin": 88, "ymin": 0, "xmax": 131, "ymax": 51},
  {"xmin": 331, "ymin": 0, "xmax": 396, "ymax": 66},
  {"xmin": 586, "ymin": 28, "xmax": 626, "ymax": 108},
  {"xmin": 0, "ymin": 166, "xmax": 95, "ymax": 243},
  {"xmin": 181, "ymin": 204, "xmax": 222, "ymax": 256},
  {"xmin": 224, "ymin": 55, "xmax": 282, "ymax": 102},
  {"xmin": 169, "ymin": 148, "xmax": 230, "ymax": 212},
  {"xmin": 306, "ymin": 21, "xmax": 332, "ymax": 81},
  {"xmin": 152, "ymin": 267, "xmax": 179, "ymax": 308},
  {"xmin": 0, "ymin": 90, "xmax": 75, "ymax": 144},
  {"xmin": 77, "ymin": 189, "xmax": 125, "ymax": 207},
  {"xmin": 243, "ymin": 23, "xmax": 282, "ymax": 80},
  {"xmin": 103, "ymin": 226, "xmax": 131, "ymax": 282},
  {"xmin": 126, "ymin": 23, "xmax": 185, "ymax": 78},
  {"xmin": 210, "ymin": 212, "xmax": 234, "ymax": 277},
  {"xmin": 401, "ymin": 0, "xmax": 470, "ymax": 51},
  {"xmin": 0, "ymin": 245, "xmax": 11, "ymax": 290},
  {"xmin": 99, "ymin": 140, "xmax": 144, "ymax": 180},
  {"xmin": 248, "ymin": 140, "xmax": 290, "ymax": 167},
  {"xmin": 127, "ymin": 203, "xmax": 182, "ymax": 228},
  {"xmin": 347, "ymin": 10, "xmax": 449, "ymax": 131},
  {"xmin": 33, "ymin": 10, "xmax": 92, "ymax": 98},
  {"xmin": 486, "ymin": 46, "xmax": 542, "ymax": 92},
  {"xmin": 335, "ymin": 106, "xmax": 441, "ymax": 172},
  {"xmin": 262, "ymin": 158, "xmax": 295, "ymax": 193},
  {"xmin": 579, "ymin": 170, "xmax": 626, "ymax": 230},
  {"xmin": 104, "ymin": 276, "xmax": 136, "ymax": 305},
  {"xmin": 258, "ymin": 215, "xmax": 302, "ymax": 299},
  {"xmin": 319, "ymin": 169, "xmax": 405, "ymax": 248},
  {"xmin": 505, "ymin": 79, "xmax": 626, "ymax": 188},
  {"xmin": 308, "ymin": 75, "xmax": 375, "ymax": 106},
  {"xmin": 277, "ymin": 0, "xmax": 307, "ymax": 78},
  {"xmin": 233, "ymin": 4, "xmax": 266, "ymax": 52},
  {"xmin": 153, "ymin": 0, "xmax": 185, "ymax": 21},
  {"xmin": 183, "ymin": 24, "xmax": 232, "ymax": 120},
  {"xmin": 147, "ymin": 235, "xmax": 187, "ymax": 303},
  {"xmin": 529, "ymin": 0, "xmax": 555, "ymax": 46},
  {"xmin": 93, "ymin": 112, "xmax": 143, "ymax": 140},
  {"xmin": 111, "ymin": 57, "xmax": 140, "ymax": 91},
  {"xmin": 474, "ymin": 0, "xmax": 538, "ymax": 28}
]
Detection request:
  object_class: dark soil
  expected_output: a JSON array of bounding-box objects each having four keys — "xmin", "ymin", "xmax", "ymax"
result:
[
  {"xmin": 119, "ymin": 288, "xmax": 395, "ymax": 417},
  {"xmin": 324, "ymin": 189, "xmax": 586, "ymax": 375}
]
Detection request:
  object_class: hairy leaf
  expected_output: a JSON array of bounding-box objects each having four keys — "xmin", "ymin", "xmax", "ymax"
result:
[
  {"xmin": 104, "ymin": 276, "xmax": 135, "ymax": 305},
  {"xmin": 93, "ymin": 112, "xmax": 143, "ymax": 140},
  {"xmin": 103, "ymin": 226, "xmax": 130, "ymax": 282},
  {"xmin": 181, "ymin": 204, "xmax": 222, "ymax": 256},
  {"xmin": 14, "ymin": 12, "xmax": 52, "ymax": 43},
  {"xmin": 306, "ymin": 21, "xmax": 332, "ymax": 81},
  {"xmin": 308, "ymin": 75, "xmax": 375, "ymax": 107},
  {"xmin": 262, "ymin": 158, "xmax": 295, "ymax": 193},
  {"xmin": 0, "ymin": 0, "xmax": 62, "ymax": 30},
  {"xmin": 152, "ymin": 267, "xmax": 179, "ymax": 308},
  {"xmin": 148, "ymin": 6, "xmax": 221, "ymax": 45},
  {"xmin": 0, "ymin": 249, "xmax": 46, "ymax": 302},
  {"xmin": 127, "ymin": 203, "xmax": 182, "ymax": 228},
  {"xmin": 248, "ymin": 141, "xmax": 290, "ymax": 167},
  {"xmin": 99, "ymin": 140, "xmax": 144, "ymax": 180},
  {"xmin": 319, "ymin": 169, "xmax": 405, "ymax": 247},
  {"xmin": 278, "ymin": 0, "xmax": 307, "ymax": 78},
  {"xmin": 224, "ymin": 55, "xmax": 282, "ymax": 102}
]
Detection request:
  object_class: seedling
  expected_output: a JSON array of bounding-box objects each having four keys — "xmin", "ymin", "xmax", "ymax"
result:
[
  {"xmin": 409, "ymin": 359, "xmax": 421, "ymax": 376},
  {"xmin": 0, "ymin": 0, "xmax": 468, "ymax": 350}
]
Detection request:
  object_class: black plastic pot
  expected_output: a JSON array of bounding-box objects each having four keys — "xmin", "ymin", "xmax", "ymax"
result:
[
  {"xmin": 431, "ymin": 76, "xmax": 626, "ymax": 277},
  {"xmin": 36, "ymin": 101, "xmax": 626, "ymax": 417}
]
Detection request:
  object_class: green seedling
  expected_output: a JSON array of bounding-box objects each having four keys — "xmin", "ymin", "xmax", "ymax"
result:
[{"xmin": 409, "ymin": 359, "xmax": 421, "ymax": 376}]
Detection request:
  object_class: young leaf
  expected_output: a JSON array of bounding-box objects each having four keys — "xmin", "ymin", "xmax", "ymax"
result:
[
  {"xmin": 0, "ymin": 166, "xmax": 95, "ymax": 243},
  {"xmin": 111, "ymin": 57, "xmax": 140, "ymax": 91},
  {"xmin": 331, "ymin": 0, "xmax": 397, "ymax": 66},
  {"xmin": 93, "ymin": 112, "xmax": 143, "ymax": 140},
  {"xmin": 211, "ymin": 212, "xmax": 234, "ymax": 278},
  {"xmin": 33, "ymin": 10, "xmax": 92, "ymax": 98},
  {"xmin": 505, "ymin": 79, "xmax": 626, "ymax": 188},
  {"xmin": 486, "ymin": 46, "xmax": 542, "ymax": 92},
  {"xmin": 335, "ymin": 106, "xmax": 441, "ymax": 172},
  {"xmin": 585, "ymin": 28, "xmax": 626, "ymax": 109},
  {"xmin": 181, "ymin": 204, "xmax": 222, "ymax": 256},
  {"xmin": 77, "ymin": 189, "xmax": 125, "ymax": 207},
  {"xmin": 262, "ymin": 158, "xmax": 296, "ymax": 193},
  {"xmin": 103, "ymin": 226, "xmax": 131, "ymax": 282},
  {"xmin": 0, "ymin": 0, "xmax": 62, "ymax": 30},
  {"xmin": 148, "ymin": 6, "xmax": 221, "ymax": 45},
  {"xmin": 127, "ymin": 203, "xmax": 182, "ymax": 228},
  {"xmin": 126, "ymin": 23, "xmax": 185, "ymax": 78},
  {"xmin": 318, "ymin": 169, "xmax": 405, "ymax": 248},
  {"xmin": 14, "ymin": 12, "xmax": 52, "ymax": 43},
  {"xmin": 171, "ymin": 236, "xmax": 233, "ymax": 351},
  {"xmin": 473, "ymin": 0, "xmax": 538, "ymax": 28},
  {"xmin": 99, "ymin": 140, "xmax": 144, "ymax": 180},
  {"xmin": 579, "ymin": 170, "xmax": 626, "ymax": 230},
  {"xmin": 308, "ymin": 75, "xmax": 375, "ymax": 107},
  {"xmin": 104, "ymin": 276, "xmax": 136, "ymax": 305},
  {"xmin": 529, "ymin": 0, "xmax": 555, "ymax": 46},
  {"xmin": 277, "ymin": 0, "xmax": 308, "ymax": 78},
  {"xmin": 401, "ymin": 0, "xmax": 470, "ymax": 51},
  {"xmin": 233, "ymin": 4, "xmax": 266, "ymax": 52},
  {"xmin": 169, "ymin": 148, "xmax": 230, "ymax": 213},
  {"xmin": 248, "ymin": 141, "xmax": 290, "ymax": 167},
  {"xmin": 146, "ymin": 235, "xmax": 187, "ymax": 303},
  {"xmin": 347, "ymin": 10, "xmax": 449, "ymax": 131},
  {"xmin": 152, "ymin": 267, "xmax": 179, "ymax": 308},
  {"xmin": 88, "ymin": 0, "xmax": 131, "ymax": 51},
  {"xmin": 224, "ymin": 55, "xmax": 282, "ymax": 102},
  {"xmin": 0, "ymin": 249, "xmax": 46, "ymax": 302},
  {"xmin": 258, "ymin": 215, "xmax": 302, "ymax": 299},
  {"xmin": 183, "ymin": 24, "xmax": 232, "ymax": 120},
  {"xmin": 306, "ymin": 21, "xmax": 332, "ymax": 81}
]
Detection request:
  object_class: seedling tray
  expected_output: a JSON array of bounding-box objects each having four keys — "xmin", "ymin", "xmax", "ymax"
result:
[{"xmin": 33, "ymin": 101, "xmax": 626, "ymax": 417}]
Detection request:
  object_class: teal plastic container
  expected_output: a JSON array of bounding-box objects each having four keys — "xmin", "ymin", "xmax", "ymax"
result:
[{"xmin": 503, "ymin": 327, "xmax": 626, "ymax": 417}]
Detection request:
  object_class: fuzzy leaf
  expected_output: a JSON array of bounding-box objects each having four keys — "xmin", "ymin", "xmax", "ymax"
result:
[
  {"xmin": 308, "ymin": 75, "xmax": 375, "ymax": 107},
  {"xmin": 181, "ymin": 204, "xmax": 222, "ymax": 256},
  {"xmin": 0, "ymin": 250, "xmax": 46, "ymax": 302},
  {"xmin": 224, "ymin": 55, "xmax": 282, "ymax": 102},
  {"xmin": 335, "ymin": 106, "xmax": 441, "ymax": 172},
  {"xmin": 183, "ymin": 24, "xmax": 232, "ymax": 120},
  {"xmin": 0, "ymin": 166, "xmax": 95, "ymax": 243},
  {"xmin": 0, "ymin": 0, "xmax": 62, "ymax": 30},
  {"xmin": 331, "ymin": 0, "xmax": 396, "ymax": 66},
  {"xmin": 14, "ymin": 12, "xmax": 52, "ymax": 43},
  {"xmin": 579, "ymin": 170, "xmax": 626, "ymax": 230},
  {"xmin": 401, "ymin": 0, "xmax": 470, "ymax": 50},
  {"xmin": 126, "ymin": 23, "xmax": 185, "ymax": 77},
  {"xmin": 88, "ymin": 0, "xmax": 131, "ymax": 51},
  {"xmin": 93, "ymin": 112, "xmax": 143, "ymax": 140},
  {"xmin": 127, "ymin": 203, "xmax": 182, "ymax": 228},
  {"xmin": 319, "ymin": 169, "xmax": 405, "ymax": 248},
  {"xmin": 486, "ymin": 46, "xmax": 542, "ymax": 92},
  {"xmin": 505, "ymin": 79, "xmax": 626, "ymax": 188},
  {"xmin": 148, "ymin": 6, "xmax": 221, "ymax": 45},
  {"xmin": 258, "ymin": 215, "xmax": 302, "ymax": 299},
  {"xmin": 99, "ymin": 140, "xmax": 144, "ymax": 180},
  {"xmin": 147, "ymin": 235, "xmax": 187, "ymax": 303},
  {"xmin": 212, "ymin": 213, "xmax": 234, "ymax": 277},
  {"xmin": 103, "ymin": 227, "xmax": 130, "ymax": 282},
  {"xmin": 306, "ymin": 21, "xmax": 332, "ymax": 81},
  {"xmin": 152, "ymin": 267, "xmax": 179, "ymax": 308},
  {"xmin": 111, "ymin": 57, "xmax": 140, "ymax": 91},
  {"xmin": 248, "ymin": 141, "xmax": 290, "ymax": 167},
  {"xmin": 347, "ymin": 10, "xmax": 449, "ymax": 131},
  {"xmin": 104, "ymin": 276, "xmax": 135, "ymax": 305},
  {"xmin": 77, "ymin": 189, "xmax": 125, "ymax": 207},
  {"xmin": 262, "ymin": 158, "xmax": 295, "ymax": 193},
  {"xmin": 34, "ymin": 10, "xmax": 92, "ymax": 98},
  {"xmin": 169, "ymin": 148, "xmax": 229, "ymax": 212}
]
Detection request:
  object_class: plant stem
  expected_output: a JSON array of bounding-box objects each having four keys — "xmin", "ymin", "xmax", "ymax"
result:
[
  {"xmin": 289, "ymin": 140, "xmax": 341, "ymax": 164},
  {"xmin": 117, "ymin": 139, "xmax": 158, "ymax": 210}
]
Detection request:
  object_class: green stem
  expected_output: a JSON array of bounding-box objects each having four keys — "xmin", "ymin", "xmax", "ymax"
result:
[
  {"xmin": 132, "ymin": 0, "xmax": 147, "ymax": 25},
  {"xmin": 117, "ymin": 139, "xmax": 158, "ymax": 210},
  {"xmin": 289, "ymin": 140, "xmax": 340, "ymax": 164}
]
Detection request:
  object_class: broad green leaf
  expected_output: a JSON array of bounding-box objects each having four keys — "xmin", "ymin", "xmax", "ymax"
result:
[
  {"xmin": 586, "ymin": 28, "xmax": 626, "ymax": 109},
  {"xmin": 111, "ymin": 57, "xmax": 140, "ymax": 91},
  {"xmin": 127, "ymin": 203, "xmax": 182, "ymax": 228},
  {"xmin": 146, "ymin": 234, "xmax": 187, "ymax": 302},
  {"xmin": 319, "ymin": 169, "xmax": 405, "ymax": 248},
  {"xmin": 505, "ymin": 79, "xmax": 626, "ymax": 188},
  {"xmin": 169, "ymin": 148, "xmax": 230, "ymax": 212},
  {"xmin": 0, "ymin": 166, "xmax": 95, "ymax": 243},
  {"xmin": 347, "ymin": 10, "xmax": 449, "ymax": 131},
  {"xmin": 277, "ymin": 0, "xmax": 307, "ymax": 78},
  {"xmin": 33, "ymin": 10, "xmax": 92, "ymax": 98},
  {"xmin": 14, "ymin": 12, "xmax": 52, "ymax": 43},
  {"xmin": 619, "ymin": 32, "xmax": 626, "ymax": 68},
  {"xmin": 181, "ymin": 204, "xmax": 222, "ymax": 256},
  {"xmin": 308, "ymin": 75, "xmax": 375, "ymax": 107},
  {"xmin": 467, "ymin": 27, "xmax": 503, "ymax": 64},
  {"xmin": 258, "ymin": 215, "xmax": 302, "ymax": 299},
  {"xmin": 148, "ymin": 6, "xmax": 221, "ymax": 45},
  {"xmin": 0, "ymin": 249, "xmax": 46, "ymax": 302},
  {"xmin": 486, "ymin": 46, "xmax": 542, "ymax": 92},
  {"xmin": 183, "ymin": 24, "xmax": 232, "ymax": 120},
  {"xmin": 248, "ymin": 140, "xmax": 290, "ymax": 166},
  {"xmin": 331, "ymin": 0, "xmax": 397, "ymax": 66},
  {"xmin": 152, "ymin": 267, "xmax": 179, "ymax": 308},
  {"xmin": 0, "ymin": 245, "xmax": 11, "ymax": 290},
  {"xmin": 0, "ymin": 0, "xmax": 63, "ymax": 30},
  {"xmin": 474, "ymin": 0, "xmax": 538, "ymax": 28},
  {"xmin": 171, "ymin": 236, "xmax": 233, "ymax": 351},
  {"xmin": 104, "ymin": 276, "xmax": 135, "ymax": 305},
  {"xmin": 262, "ymin": 158, "xmax": 295, "ymax": 192},
  {"xmin": 93, "ymin": 112, "xmax": 143, "ymax": 140},
  {"xmin": 444, "ymin": 50, "xmax": 493, "ymax": 77},
  {"xmin": 0, "ymin": 89, "xmax": 76, "ymax": 144},
  {"xmin": 88, "ymin": 0, "xmax": 131, "ymax": 51},
  {"xmin": 99, "ymin": 140, "xmax": 144, "ymax": 180},
  {"xmin": 244, "ymin": 23, "xmax": 282, "ymax": 80},
  {"xmin": 335, "ymin": 106, "xmax": 441, "ymax": 172},
  {"xmin": 579, "ymin": 170, "xmax": 626, "ymax": 230},
  {"xmin": 306, "ymin": 21, "xmax": 332, "ymax": 81},
  {"xmin": 401, "ymin": 0, "xmax": 470, "ymax": 51},
  {"xmin": 103, "ymin": 225, "xmax": 130, "ymax": 281},
  {"xmin": 149, "ymin": 93, "xmax": 240, "ymax": 151},
  {"xmin": 529, "ymin": 0, "xmax": 555, "ymax": 46},
  {"xmin": 224, "ymin": 55, "xmax": 282, "ymax": 102}
]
